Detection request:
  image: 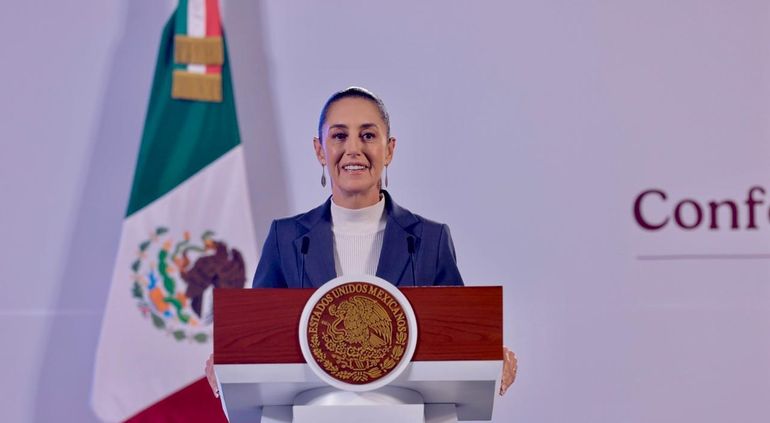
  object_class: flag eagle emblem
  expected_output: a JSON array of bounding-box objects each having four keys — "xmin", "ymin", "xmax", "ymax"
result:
[{"xmin": 130, "ymin": 227, "xmax": 245, "ymax": 343}]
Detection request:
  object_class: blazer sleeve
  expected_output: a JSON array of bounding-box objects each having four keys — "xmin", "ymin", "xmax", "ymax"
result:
[
  {"xmin": 251, "ymin": 220, "xmax": 288, "ymax": 288},
  {"xmin": 434, "ymin": 224, "xmax": 464, "ymax": 286}
]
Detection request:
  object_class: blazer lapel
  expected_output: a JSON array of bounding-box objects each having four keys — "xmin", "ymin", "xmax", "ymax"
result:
[
  {"xmin": 293, "ymin": 199, "xmax": 336, "ymax": 288},
  {"xmin": 376, "ymin": 191, "xmax": 421, "ymax": 286},
  {"xmin": 376, "ymin": 219, "xmax": 411, "ymax": 285}
]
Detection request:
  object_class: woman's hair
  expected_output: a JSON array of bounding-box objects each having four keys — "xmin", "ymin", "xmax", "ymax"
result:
[{"xmin": 317, "ymin": 86, "xmax": 390, "ymax": 141}]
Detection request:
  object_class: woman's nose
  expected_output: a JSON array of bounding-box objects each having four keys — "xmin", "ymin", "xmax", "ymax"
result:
[{"xmin": 344, "ymin": 138, "xmax": 363, "ymax": 155}]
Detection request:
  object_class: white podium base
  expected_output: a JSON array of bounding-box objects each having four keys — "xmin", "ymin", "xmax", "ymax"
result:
[
  {"xmin": 260, "ymin": 386, "xmax": 457, "ymax": 423},
  {"xmin": 261, "ymin": 404, "xmax": 457, "ymax": 423},
  {"xmin": 295, "ymin": 404, "xmax": 423, "ymax": 423},
  {"xmin": 425, "ymin": 404, "xmax": 459, "ymax": 423},
  {"xmin": 293, "ymin": 386, "xmax": 424, "ymax": 423}
]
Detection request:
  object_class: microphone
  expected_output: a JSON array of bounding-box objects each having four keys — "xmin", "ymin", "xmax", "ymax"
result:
[
  {"xmin": 300, "ymin": 236, "xmax": 310, "ymax": 288},
  {"xmin": 407, "ymin": 236, "xmax": 416, "ymax": 286}
]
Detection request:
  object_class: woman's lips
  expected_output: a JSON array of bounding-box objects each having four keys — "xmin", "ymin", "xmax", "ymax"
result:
[{"xmin": 340, "ymin": 163, "xmax": 370, "ymax": 174}]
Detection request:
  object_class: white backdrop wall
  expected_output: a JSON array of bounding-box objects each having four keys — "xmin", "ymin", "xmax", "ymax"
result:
[
  {"xmin": 0, "ymin": 2, "xmax": 168, "ymax": 422},
  {"xmin": 1, "ymin": 1, "xmax": 769, "ymax": 422}
]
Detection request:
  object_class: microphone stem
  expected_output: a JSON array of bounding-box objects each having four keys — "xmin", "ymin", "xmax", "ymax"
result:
[
  {"xmin": 300, "ymin": 255, "xmax": 306, "ymax": 288},
  {"xmin": 410, "ymin": 254, "xmax": 416, "ymax": 287}
]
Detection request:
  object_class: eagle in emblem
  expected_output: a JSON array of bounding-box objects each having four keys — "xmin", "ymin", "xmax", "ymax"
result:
[
  {"xmin": 172, "ymin": 232, "xmax": 246, "ymax": 318},
  {"xmin": 328, "ymin": 295, "xmax": 392, "ymax": 348}
]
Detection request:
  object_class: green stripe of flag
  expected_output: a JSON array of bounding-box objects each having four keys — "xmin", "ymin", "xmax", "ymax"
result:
[
  {"xmin": 126, "ymin": 10, "xmax": 240, "ymax": 217},
  {"xmin": 173, "ymin": 0, "xmax": 188, "ymax": 72},
  {"xmin": 175, "ymin": 0, "xmax": 188, "ymax": 35}
]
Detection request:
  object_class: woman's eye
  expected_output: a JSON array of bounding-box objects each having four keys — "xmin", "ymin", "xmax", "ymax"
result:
[
  {"xmin": 362, "ymin": 133, "xmax": 375, "ymax": 141},
  {"xmin": 332, "ymin": 133, "xmax": 347, "ymax": 141}
]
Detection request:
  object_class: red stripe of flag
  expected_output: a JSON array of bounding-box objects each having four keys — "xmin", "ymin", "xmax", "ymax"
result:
[
  {"xmin": 206, "ymin": 0, "xmax": 222, "ymax": 74},
  {"xmin": 124, "ymin": 377, "xmax": 227, "ymax": 423}
]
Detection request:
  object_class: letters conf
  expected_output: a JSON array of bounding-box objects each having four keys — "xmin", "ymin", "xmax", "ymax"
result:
[{"xmin": 634, "ymin": 186, "xmax": 768, "ymax": 231}]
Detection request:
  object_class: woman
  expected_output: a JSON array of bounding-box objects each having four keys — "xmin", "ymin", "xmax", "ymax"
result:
[
  {"xmin": 207, "ymin": 87, "xmax": 517, "ymax": 396},
  {"xmin": 251, "ymin": 88, "xmax": 463, "ymax": 289}
]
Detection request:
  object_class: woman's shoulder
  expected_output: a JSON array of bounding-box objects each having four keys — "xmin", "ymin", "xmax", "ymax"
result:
[
  {"xmin": 386, "ymin": 195, "xmax": 453, "ymax": 237},
  {"xmin": 409, "ymin": 211, "xmax": 446, "ymax": 227},
  {"xmin": 270, "ymin": 200, "xmax": 330, "ymax": 232},
  {"xmin": 402, "ymin": 209, "xmax": 448, "ymax": 231}
]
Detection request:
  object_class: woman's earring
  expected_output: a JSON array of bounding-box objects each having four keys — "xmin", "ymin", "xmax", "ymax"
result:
[
  {"xmin": 384, "ymin": 165, "xmax": 389, "ymax": 188},
  {"xmin": 320, "ymin": 164, "xmax": 327, "ymax": 187}
]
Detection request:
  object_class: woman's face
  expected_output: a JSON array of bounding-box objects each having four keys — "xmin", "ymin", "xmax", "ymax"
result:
[{"xmin": 314, "ymin": 97, "xmax": 395, "ymax": 208}]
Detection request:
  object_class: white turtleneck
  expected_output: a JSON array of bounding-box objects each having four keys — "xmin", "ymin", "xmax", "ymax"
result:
[{"xmin": 330, "ymin": 196, "xmax": 387, "ymax": 276}]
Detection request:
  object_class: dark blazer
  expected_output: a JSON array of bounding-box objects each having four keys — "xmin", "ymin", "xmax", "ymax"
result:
[{"xmin": 252, "ymin": 191, "xmax": 464, "ymax": 288}]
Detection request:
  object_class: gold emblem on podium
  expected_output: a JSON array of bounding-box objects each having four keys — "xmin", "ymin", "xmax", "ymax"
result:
[{"xmin": 306, "ymin": 281, "xmax": 410, "ymax": 384}]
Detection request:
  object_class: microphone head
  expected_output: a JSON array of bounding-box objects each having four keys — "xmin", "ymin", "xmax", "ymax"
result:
[
  {"xmin": 406, "ymin": 236, "xmax": 415, "ymax": 254},
  {"xmin": 301, "ymin": 236, "xmax": 310, "ymax": 254}
]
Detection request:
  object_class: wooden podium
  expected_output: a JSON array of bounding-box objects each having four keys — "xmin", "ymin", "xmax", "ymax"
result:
[{"xmin": 213, "ymin": 286, "xmax": 503, "ymax": 422}]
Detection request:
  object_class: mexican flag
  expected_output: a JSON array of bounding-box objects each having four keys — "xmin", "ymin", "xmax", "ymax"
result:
[{"xmin": 92, "ymin": 1, "xmax": 256, "ymax": 421}]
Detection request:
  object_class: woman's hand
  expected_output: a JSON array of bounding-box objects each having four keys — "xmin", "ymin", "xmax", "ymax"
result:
[
  {"xmin": 205, "ymin": 354, "xmax": 219, "ymax": 398},
  {"xmin": 499, "ymin": 346, "xmax": 518, "ymax": 396}
]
